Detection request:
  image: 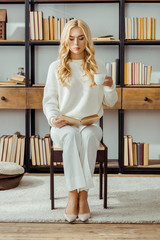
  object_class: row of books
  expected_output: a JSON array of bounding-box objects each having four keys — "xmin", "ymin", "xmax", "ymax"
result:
[
  {"xmin": 105, "ymin": 59, "xmax": 120, "ymax": 85},
  {"xmin": 30, "ymin": 134, "xmax": 51, "ymax": 166},
  {"xmin": 125, "ymin": 17, "xmax": 156, "ymax": 40},
  {"xmin": 124, "ymin": 62, "xmax": 152, "ymax": 85},
  {"xmin": 0, "ymin": 132, "xmax": 25, "ymax": 166},
  {"xmin": 30, "ymin": 11, "xmax": 74, "ymax": 41},
  {"xmin": 124, "ymin": 135, "xmax": 149, "ymax": 167}
]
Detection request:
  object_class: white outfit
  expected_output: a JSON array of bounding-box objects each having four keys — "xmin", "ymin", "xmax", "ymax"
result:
[{"xmin": 43, "ymin": 59, "xmax": 118, "ymax": 191}]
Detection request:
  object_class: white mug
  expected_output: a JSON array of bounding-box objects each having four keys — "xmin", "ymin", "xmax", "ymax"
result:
[{"xmin": 94, "ymin": 74, "xmax": 105, "ymax": 85}]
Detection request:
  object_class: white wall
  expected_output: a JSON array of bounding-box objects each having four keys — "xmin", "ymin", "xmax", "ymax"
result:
[{"xmin": 0, "ymin": 3, "xmax": 160, "ymax": 160}]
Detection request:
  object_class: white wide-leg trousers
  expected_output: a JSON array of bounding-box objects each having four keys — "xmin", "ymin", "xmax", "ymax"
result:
[{"xmin": 50, "ymin": 124, "xmax": 102, "ymax": 191}]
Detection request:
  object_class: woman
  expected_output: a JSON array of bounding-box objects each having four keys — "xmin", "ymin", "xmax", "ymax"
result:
[{"xmin": 43, "ymin": 19, "xmax": 118, "ymax": 223}]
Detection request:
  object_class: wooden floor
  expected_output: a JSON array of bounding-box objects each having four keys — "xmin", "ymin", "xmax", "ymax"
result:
[
  {"xmin": 1, "ymin": 174, "xmax": 160, "ymax": 240},
  {"xmin": 0, "ymin": 223, "xmax": 160, "ymax": 240}
]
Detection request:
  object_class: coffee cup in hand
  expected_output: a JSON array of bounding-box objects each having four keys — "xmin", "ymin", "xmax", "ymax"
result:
[{"xmin": 94, "ymin": 74, "xmax": 105, "ymax": 85}]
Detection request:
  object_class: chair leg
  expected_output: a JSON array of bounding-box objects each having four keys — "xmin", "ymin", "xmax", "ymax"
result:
[
  {"xmin": 104, "ymin": 147, "xmax": 108, "ymax": 209},
  {"xmin": 99, "ymin": 162, "xmax": 103, "ymax": 199},
  {"xmin": 50, "ymin": 147, "xmax": 55, "ymax": 210}
]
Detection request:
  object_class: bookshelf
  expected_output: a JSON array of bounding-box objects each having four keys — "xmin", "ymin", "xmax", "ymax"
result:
[
  {"xmin": 121, "ymin": 0, "xmax": 160, "ymax": 173},
  {"xmin": 0, "ymin": 0, "xmax": 160, "ymax": 173}
]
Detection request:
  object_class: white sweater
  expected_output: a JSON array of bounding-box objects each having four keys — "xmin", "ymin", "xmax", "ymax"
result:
[{"xmin": 43, "ymin": 59, "xmax": 118, "ymax": 127}]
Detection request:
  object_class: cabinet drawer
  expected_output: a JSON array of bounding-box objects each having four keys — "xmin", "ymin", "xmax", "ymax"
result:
[
  {"xmin": 123, "ymin": 88, "xmax": 160, "ymax": 109},
  {"xmin": 0, "ymin": 88, "xmax": 26, "ymax": 109},
  {"xmin": 103, "ymin": 88, "xmax": 121, "ymax": 109},
  {"xmin": 27, "ymin": 88, "xmax": 44, "ymax": 109}
]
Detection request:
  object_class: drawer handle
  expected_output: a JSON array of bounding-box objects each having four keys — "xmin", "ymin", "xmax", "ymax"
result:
[
  {"xmin": 1, "ymin": 96, "xmax": 6, "ymax": 101},
  {"xmin": 144, "ymin": 97, "xmax": 148, "ymax": 101}
]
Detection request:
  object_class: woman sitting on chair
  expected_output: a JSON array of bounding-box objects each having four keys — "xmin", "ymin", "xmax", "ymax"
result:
[{"xmin": 43, "ymin": 19, "xmax": 118, "ymax": 223}]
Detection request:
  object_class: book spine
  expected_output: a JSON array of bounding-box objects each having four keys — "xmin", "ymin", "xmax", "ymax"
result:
[
  {"xmin": 137, "ymin": 143, "xmax": 141, "ymax": 166},
  {"xmin": 124, "ymin": 135, "xmax": 129, "ymax": 166},
  {"xmin": 116, "ymin": 58, "xmax": 120, "ymax": 85},
  {"xmin": 143, "ymin": 143, "xmax": 149, "ymax": 166},
  {"xmin": 128, "ymin": 135, "xmax": 133, "ymax": 166},
  {"xmin": 133, "ymin": 142, "xmax": 137, "ymax": 166},
  {"xmin": 140, "ymin": 143, "xmax": 144, "ymax": 165}
]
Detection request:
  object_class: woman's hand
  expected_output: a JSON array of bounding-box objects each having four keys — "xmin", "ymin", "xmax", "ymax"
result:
[
  {"xmin": 52, "ymin": 116, "xmax": 69, "ymax": 128},
  {"xmin": 102, "ymin": 76, "xmax": 113, "ymax": 87}
]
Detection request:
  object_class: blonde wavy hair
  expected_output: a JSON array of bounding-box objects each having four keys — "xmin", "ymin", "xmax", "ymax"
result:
[{"xmin": 57, "ymin": 19, "xmax": 98, "ymax": 87}]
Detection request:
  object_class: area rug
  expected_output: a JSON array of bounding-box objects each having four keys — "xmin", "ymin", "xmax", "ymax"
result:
[{"xmin": 0, "ymin": 175, "xmax": 160, "ymax": 223}]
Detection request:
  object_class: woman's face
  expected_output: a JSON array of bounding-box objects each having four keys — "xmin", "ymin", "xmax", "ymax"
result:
[{"xmin": 68, "ymin": 27, "xmax": 86, "ymax": 60}]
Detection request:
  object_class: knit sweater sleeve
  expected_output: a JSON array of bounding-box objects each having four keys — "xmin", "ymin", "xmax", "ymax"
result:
[
  {"xmin": 97, "ymin": 60, "xmax": 118, "ymax": 107},
  {"xmin": 43, "ymin": 61, "xmax": 60, "ymax": 127}
]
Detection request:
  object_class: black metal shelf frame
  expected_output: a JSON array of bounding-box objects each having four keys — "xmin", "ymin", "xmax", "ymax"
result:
[
  {"xmin": 0, "ymin": 1, "xmax": 25, "ymax": 4},
  {"xmin": 121, "ymin": 0, "xmax": 160, "ymax": 173},
  {"xmin": 25, "ymin": 0, "xmax": 30, "ymax": 172},
  {"xmin": 0, "ymin": 42, "xmax": 25, "ymax": 45},
  {"xmin": 4, "ymin": 0, "xmax": 158, "ymax": 173},
  {"xmin": 123, "ymin": 167, "xmax": 160, "ymax": 174},
  {"xmin": 125, "ymin": 40, "xmax": 160, "ymax": 45},
  {"xmin": 125, "ymin": 0, "xmax": 160, "ymax": 3},
  {"xmin": 29, "ymin": 164, "xmax": 119, "ymax": 173},
  {"xmin": 33, "ymin": 0, "xmax": 120, "ymax": 4},
  {"xmin": 29, "ymin": 40, "xmax": 120, "ymax": 46},
  {"xmin": 25, "ymin": 0, "xmax": 122, "ymax": 173}
]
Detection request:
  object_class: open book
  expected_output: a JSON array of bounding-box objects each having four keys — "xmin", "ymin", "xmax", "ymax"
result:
[{"xmin": 61, "ymin": 114, "xmax": 100, "ymax": 126}]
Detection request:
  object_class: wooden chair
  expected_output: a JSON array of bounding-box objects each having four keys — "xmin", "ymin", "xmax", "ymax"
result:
[{"xmin": 50, "ymin": 117, "xmax": 108, "ymax": 209}]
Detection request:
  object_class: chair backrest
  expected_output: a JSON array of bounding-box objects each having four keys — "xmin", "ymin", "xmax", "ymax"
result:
[{"xmin": 100, "ymin": 116, "xmax": 103, "ymax": 143}]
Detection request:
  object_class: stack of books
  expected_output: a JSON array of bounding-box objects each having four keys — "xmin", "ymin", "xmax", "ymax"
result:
[
  {"xmin": 7, "ymin": 74, "xmax": 25, "ymax": 85},
  {"xmin": 124, "ymin": 135, "xmax": 149, "ymax": 167},
  {"xmin": 92, "ymin": 35, "xmax": 115, "ymax": 41},
  {"xmin": 0, "ymin": 74, "xmax": 25, "ymax": 86},
  {"xmin": 125, "ymin": 17, "xmax": 156, "ymax": 40},
  {"xmin": 0, "ymin": 132, "xmax": 25, "ymax": 166},
  {"xmin": 30, "ymin": 134, "xmax": 51, "ymax": 166},
  {"xmin": 30, "ymin": 11, "xmax": 74, "ymax": 41},
  {"xmin": 124, "ymin": 62, "xmax": 152, "ymax": 85}
]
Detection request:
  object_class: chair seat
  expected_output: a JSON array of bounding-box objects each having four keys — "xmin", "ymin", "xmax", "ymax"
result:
[
  {"xmin": 53, "ymin": 142, "xmax": 105, "ymax": 151},
  {"xmin": 53, "ymin": 143, "xmax": 62, "ymax": 151}
]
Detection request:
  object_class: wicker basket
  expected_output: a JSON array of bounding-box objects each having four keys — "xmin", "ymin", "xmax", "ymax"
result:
[{"xmin": 0, "ymin": 9, "xmax": 7, "ymax": 40}]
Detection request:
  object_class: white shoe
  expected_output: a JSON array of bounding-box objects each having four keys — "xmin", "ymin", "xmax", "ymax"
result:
[
  {"xmin": 64, "ymin": 213, "xmax": 77, "ymax": 223},
  {"xmin": 78, "ymin": 213, "xmax": 91, "ymax": 222}
]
